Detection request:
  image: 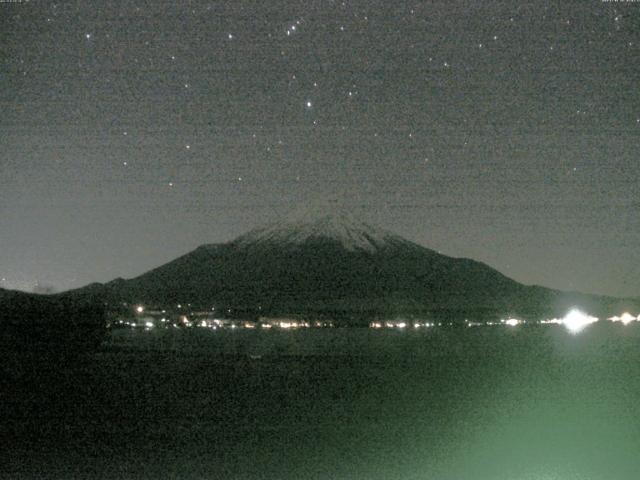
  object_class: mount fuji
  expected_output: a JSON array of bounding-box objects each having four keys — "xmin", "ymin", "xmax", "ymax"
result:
[{"xmin": 78, "ymin": 205, "xmax": 637, "ymax": 324}]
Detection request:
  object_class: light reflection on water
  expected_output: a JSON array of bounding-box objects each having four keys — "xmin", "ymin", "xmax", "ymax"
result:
[{"xmin": 6, "ymin": 323, "xmax": 640, "ymax": 479}]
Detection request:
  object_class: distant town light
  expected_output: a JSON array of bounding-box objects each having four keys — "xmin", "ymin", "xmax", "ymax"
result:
[
  {"xmin": 609, "ymin": 312, "xmax": 636, "ymax": 325},
  {"xmin": 145, "ymin": 321, "xmax": 154, "ymax": 328},
  {"xmin": 135, "ymin": 305, "xmax": 144, "ymax": 314},
  {"xmin": 504, "ymin": 318, "xmax": 521, "ymax": 327},
  {"xmin": 540, "ymin": 318, "xmax": 563, "ymax": 325}
]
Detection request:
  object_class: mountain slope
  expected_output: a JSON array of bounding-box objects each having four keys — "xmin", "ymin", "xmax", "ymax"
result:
[{"xmin": 89, "ymin": 210, "xmax": 638, "ymax": 324}]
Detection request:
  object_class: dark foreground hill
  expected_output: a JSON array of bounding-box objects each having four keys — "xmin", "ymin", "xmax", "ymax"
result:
[
  {"xmin": 0, "ymin": 288, "xmax": 108, "ymax": 376},
  {"xmin": 79, "ymin": 210, "xmax": 638, "ymax": 324}
]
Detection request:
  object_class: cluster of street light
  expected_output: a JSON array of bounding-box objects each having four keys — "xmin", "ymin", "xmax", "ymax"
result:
[
  {"xmin": 119, "ymin": 305, "xmax": 639, "ymax": 335},
  {"xmin": 370, "ymin": 309, "xmax": 639, "ymax": 335}
]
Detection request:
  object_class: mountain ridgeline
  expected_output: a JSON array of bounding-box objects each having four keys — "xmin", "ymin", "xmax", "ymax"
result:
[{"xmin": 89, "ymin": 210, "xmax": 637, "ymax": 325}]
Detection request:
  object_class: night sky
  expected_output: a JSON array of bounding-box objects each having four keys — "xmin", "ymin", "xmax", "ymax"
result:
[{"xmin": 1, "ymin": 0, "xmax": 639, "ymax": 298}]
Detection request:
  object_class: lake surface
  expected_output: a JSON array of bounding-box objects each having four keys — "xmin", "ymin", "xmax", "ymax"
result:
[{"xmin": 3, "ymin": 323, "xmax": 640, "ymax": 479}]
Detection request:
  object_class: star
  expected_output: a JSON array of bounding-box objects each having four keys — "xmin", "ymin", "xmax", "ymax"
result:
[
  {"xmin": 85, "ymin": 33, "xmax": 92, "ymax": 40},
  {"xmin": 306, "ymin": 100, "xmax": 312, "ymax": 108}
]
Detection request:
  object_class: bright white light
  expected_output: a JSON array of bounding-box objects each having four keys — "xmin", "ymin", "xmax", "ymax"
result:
[
  {"xmin": 563, "ymin": 309, "xmax": 598, "ymax": 333},
  {"xmin": 135, "ymin": 305, "xmax": 144, "ymax": 313},
  {"xmin": 620, "ymin": 312, "xmax": 636, "ymax": 325},
  {"xmin": 145, "ymin": 321, "xmax": 154, "ymax": 328},
  {"xmin": 396, "ymin": 322, "xmax": 407, "ymax": 329},
  {"xmin": 610, "ymin": 312, "xmax": 636, "ymax": 325},
  {"xmin": 504, "ymin": 318, "xmax": 521, "ymax": 327},
  {"xmin": 306, "ymin": 100, "xmax": 312, "ymax": 108}
]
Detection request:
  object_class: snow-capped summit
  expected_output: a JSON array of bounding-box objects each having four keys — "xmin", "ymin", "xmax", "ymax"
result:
[{"xmin": 232, "ymin": 203, "xmax": 404, "ymax": 253}]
